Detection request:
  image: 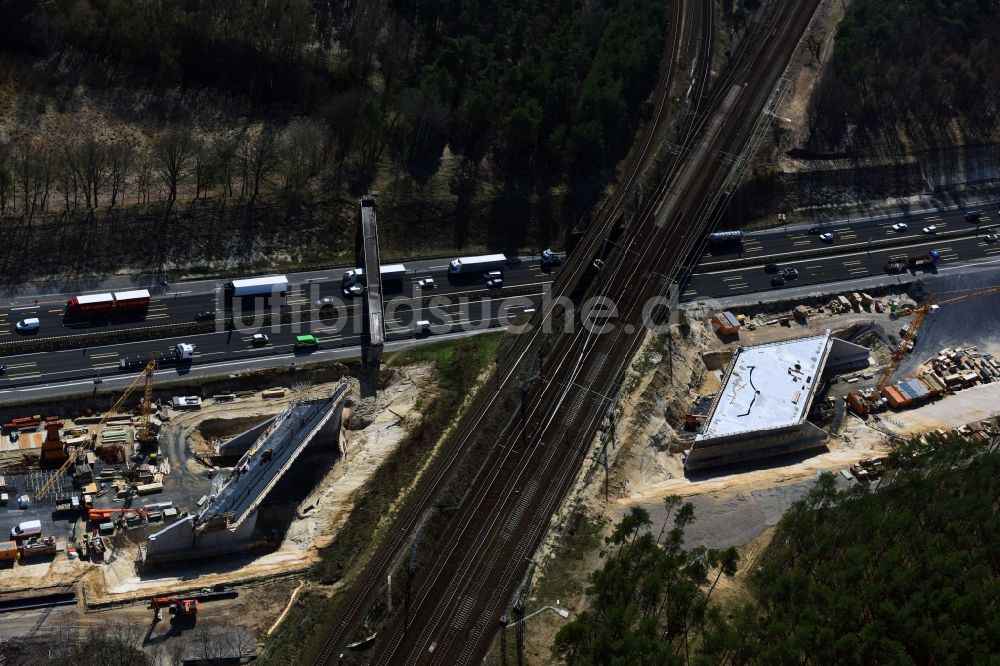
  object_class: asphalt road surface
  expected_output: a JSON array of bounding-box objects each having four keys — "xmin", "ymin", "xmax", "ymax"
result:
[{"xmin": 703, "ymin": 202, "xmax": 998, "ymax": 261}]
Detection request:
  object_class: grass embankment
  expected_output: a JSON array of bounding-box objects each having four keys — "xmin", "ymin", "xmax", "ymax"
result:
[{"xmin": 261, "ymin": 333, "xmax": 501, "ymax": 663}]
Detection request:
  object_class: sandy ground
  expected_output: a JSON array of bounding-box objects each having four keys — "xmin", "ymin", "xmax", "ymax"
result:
[
  {"xmin": 0, "ymin": 365, "xmax": 431, "ymax": 615},
  {"xmin": 88, "ymin": 365, "xmax": 431, "ymax": 601}
]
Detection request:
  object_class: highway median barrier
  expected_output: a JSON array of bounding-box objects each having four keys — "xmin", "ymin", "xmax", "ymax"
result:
[{"xmin": 697, "ymin": 224, "xmax": 999, "ymax": 273}]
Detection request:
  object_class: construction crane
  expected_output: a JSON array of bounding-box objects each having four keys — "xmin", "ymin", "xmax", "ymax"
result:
[
  {"xmin": 87, "ymin": 507, "xmax": 149, "ymax": 522},
  {"xmin": 135, "ymin": 357, "xmax": 158, "ymax": 445},
  {"xmin": 847, "ymin": 286, "xmax": 1000, "ymax": 415},
  {"xmin": 33, "ymin": 359, "xmax": 157, "ymax": 501}
]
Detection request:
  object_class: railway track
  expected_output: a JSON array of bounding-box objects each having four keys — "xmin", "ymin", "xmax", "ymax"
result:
[
  {"xmin": 364, "ymin": 1, "xmax": 823, "ymax": 664},
  {"xmin": 304, "ymin": 3, "xmax": 697, "ymax": 664}
]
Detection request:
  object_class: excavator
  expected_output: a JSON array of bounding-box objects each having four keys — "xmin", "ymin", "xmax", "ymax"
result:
[
  {"xmin": 847, "ymin": 286, "xmax": 1000, "ymax": 415},
  {"xmin": 149, "ymin": 596, "xmax": 200, "ymax": 621}
]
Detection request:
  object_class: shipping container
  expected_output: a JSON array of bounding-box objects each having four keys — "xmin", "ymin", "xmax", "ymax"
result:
[
  {"xmin": 65, "ymin": 293, "xmax": 115, "ymax": 314},
  {"xmin": 112, "ymin": 289, "xmax": 151, "ymax": 310}
]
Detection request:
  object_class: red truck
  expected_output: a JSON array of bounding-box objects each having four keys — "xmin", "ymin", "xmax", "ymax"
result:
[{"xmin": 65, "ymin": 289, "xmax": 151, "ymax": 314}]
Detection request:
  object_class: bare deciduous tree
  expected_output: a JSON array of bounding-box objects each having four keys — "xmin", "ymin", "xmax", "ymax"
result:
[
  {"xmin": 212, "ymin": 130, "xmax": 243, "ymax": 199},
  {"xmin": 276, "ymin": 116, "xmax": 328, "ymax": 201},
  {"xmin": 241, "ymin": 125, "xmax": 278, "ymax": 207},
  {"xmin": 108, "ymin": 140, "xmax": 135, "ymax": 207},
  {"xmin": 64, "ymin": 136, "xmax": 111, "ymax": 208},
  {"xmin": 153, "ymin": 128, "xmax": 195, "ymax": 204}
]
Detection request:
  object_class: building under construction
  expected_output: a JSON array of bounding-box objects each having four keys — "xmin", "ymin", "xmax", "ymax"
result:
[
  {"xmin": 685, "ymin": 332, "xmax": 870, "ymax": 471},
  {"xmin": 144, "ymin": 384, "xmax": 348, "ymax": 565}
]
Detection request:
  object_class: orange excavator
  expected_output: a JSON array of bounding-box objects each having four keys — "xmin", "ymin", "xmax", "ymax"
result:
[
  {"xmin": 87, "ymin": 507, "xmax": 148, "ymax": 522},
  {"xmin": 150, "ymin": 597, "xmax": 200, "ymax": 620}
]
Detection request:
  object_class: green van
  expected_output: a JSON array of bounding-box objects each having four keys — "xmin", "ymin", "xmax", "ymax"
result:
[{"xmin": 294, "ymin": 334, "xmax": 319, "ymax": 349}]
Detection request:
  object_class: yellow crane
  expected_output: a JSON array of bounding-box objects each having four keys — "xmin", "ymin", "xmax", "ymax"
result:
[
  {"xmin": 847, "ymin": 286, "xmax": 1000, "ymax": 415},
  {"xmin": 33, "ymin": 359, "xmax": 157, "ymax": 501}
]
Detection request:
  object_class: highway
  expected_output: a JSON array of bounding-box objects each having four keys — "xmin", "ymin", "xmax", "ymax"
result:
[
  {"xmin": 0, "ymin": 255, "xmax": 555, "ymax": 341},
  {"xmin": 4, "ymin": 217, "xmax": 1000, "ymax": 394},
  {"xmin": 704, "ymin": 203, "xmax": 998, "ymax": 260},
  {"xmin": 686, "ymin": 228, "xmax": 1000, "ymax": 299},
  {"xmin": 0, "ymin": 290, "xmax": 543, "ymax": 395}
]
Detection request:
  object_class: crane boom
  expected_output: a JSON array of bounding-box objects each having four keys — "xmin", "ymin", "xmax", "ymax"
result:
[{"xmin": 33, "ymin": 359, "xmax": 156, "ymax": 501}]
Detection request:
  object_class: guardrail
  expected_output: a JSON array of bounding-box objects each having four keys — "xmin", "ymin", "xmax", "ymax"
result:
[{"xmin": 697, "ymin": 224, "xmax": 1000, "ymax": 272}]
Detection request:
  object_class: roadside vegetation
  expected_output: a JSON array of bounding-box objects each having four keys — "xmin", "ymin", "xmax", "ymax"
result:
[
  {"xmin": 807, "ymin": 0, "xmax": 1000, "ymax": 152},
  {"xmin": 0, "ymin": 1, "xmax": 670, "ymax": 282},
  {"xmin": 553, "ymin": 437, "xmax": 1000, "ymax": 664}
]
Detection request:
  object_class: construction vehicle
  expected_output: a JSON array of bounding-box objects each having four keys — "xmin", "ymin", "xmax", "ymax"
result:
[
  {"xmin": 847, "ymin": 286, "xmax": 1000, "ymax": 415},
  {"xmin": 17, "ymin": 535, "xmax": 58, "ymax": 560},
  {"xmin": 33, "ymin": 359, "xmax": 157, "ymax": 502},
  {"xmin": 150, "ymin": 597, "xmax": 200, "ymax": 621},
  {"xmin": 908, "ymin": 250, "xmax": 940, "ymax": 270},
  {"xmin": 884, "ymin": 255, "xmax": 908, "ymax": 273},
  {"xmin": 119, "ymin": 343, "xmax": 194, "ymax": 371},
  {"xmin": 87, "ymin": 507, "xmax": 148, "ymax": 522}
]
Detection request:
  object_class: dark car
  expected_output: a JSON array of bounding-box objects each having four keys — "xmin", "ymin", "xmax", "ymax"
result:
[
  {"xmin": 0, "ymin": 364, "xmax": 5, "ymax": 376},
  {"xmin": 771, "ymin": 276, "xmax": 786, "ymax": 287},
  {"xmin": 764, "ymin": 263, "xmax": 779, "ymax": 274},
  {"xmin": 782, "ymin": 267, "xmax": 799, "ymax": 279},
  {"xmin": 965, "ymin": 210, "xmax": 982, "ymax": 222},
  {"xmin": 194, "ymin": 310, "xmax": 215, "ymax": 322},
  {"xmin": 808, "ymin": 226, "xmax": 821, "ymax": 235}
]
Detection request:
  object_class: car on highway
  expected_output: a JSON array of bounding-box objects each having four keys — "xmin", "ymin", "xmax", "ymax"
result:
[
  {"xmin": 985, "ymin": 234, "xmax": 999, "ymax": 243},
  {"xmin": 764, "ymin": 263, "xmax": 779, "ymax": 274},
  {"xmin": 891, "ymin": 222, "xmax": 908, "ymax": 232},
  {"xmin": 15, "ymin": 318, "xmax": 40, "ymax": 333},
  {"xmin": 342, "ymin": 283, "xmax": 365, "ymax": 297},
  {"xmin": 782, "ymin": 267, "xmax": 799, "ymax": 279},
  {"xmin": 486, "ymin": 278, "xmax": 504, "ymax": 289},
  {"xmin": 483, "ymin": 270, "xmax": 503, "ymax": 281},
  {"xmin": 294, "ymin": 334, "xmax": 319, "ymax": 349},
  {"xmin": 251, "ymin": 333, "xmax": 270, "ymax": 346},
  {"xmin": 194, "ymin": 310, "xmax": 215, "ymax": 322},
  {"xmin": 819, "ymin": 232, "xmax": 834, "ymax": 242},
  {"xmin": 540, "ymin": 249, "xmax": 562, "ymax": 267},
  {"xmin": 417, "ymin": 277, "xmax": 436, "ymax": 289},
  {"xmin": 922, "ymin": 225, "xmax": 938, "ymax": 234},
  {"xmin": 965, "ymin": 210, "xmax": 981, "ymax": 222},
  {"xmin": 0, "ymin": 364, "xmax": 5, "ymax": 375},
  {"xmin": 770, "ymin": 276, "xmax": 785, "ymax": 287},
  {"xmin": 808, "ymin": 226, "xmax": 821, "ymax": 235}
]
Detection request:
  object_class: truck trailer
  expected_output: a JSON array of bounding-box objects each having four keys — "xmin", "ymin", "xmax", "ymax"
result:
[
  {"xmin": 119, "ymin": 343, "xmax": 195, "ymax": 371},
  {"xmin": 226, "ymin": 275, "xmax": 289, "ymax": 297},
  {"xmin": 707, "ymin": 230, "xmax": 745, "ymax": 244},
  {"xmin": 65, "ymin": 289, "xmax": 151, "ymax": 315},
  {"xmin": 448, "ymin": 254, "xmax": 507, "ymax": 274}
]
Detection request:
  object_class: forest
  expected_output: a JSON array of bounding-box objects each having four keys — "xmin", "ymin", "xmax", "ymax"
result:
[
  {"xmin": 554, "ymin": 437, "xmax": 1000, "ymax": 664},
  {"xmin": 0, "ymin": 0, "xmax": 670, "ymax": 274},
  {"xmin": 807, "ymin": 0, "xmax": 1000, "ymax": 150}
]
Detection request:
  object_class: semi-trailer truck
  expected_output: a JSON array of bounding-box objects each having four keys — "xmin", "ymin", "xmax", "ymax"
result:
[
  {"xmin": 343, "ymin": 264, "xmax": 407, "ymax": 284},
  {"xmin": 448, "ymin": 254, "xmax": 507, "ymax": 274},
  {"xmin": 119, "ymin": 343, "xmax": 195, "ymax": 371},
  {"xmin": 65, "ymin": 289, "xmax": 151, "ymax": 315}
]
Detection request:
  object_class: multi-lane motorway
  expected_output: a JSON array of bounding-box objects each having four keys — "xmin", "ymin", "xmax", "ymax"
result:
[{"xmin": 1, "ymin": 203, "xmax": 998, "ymax": 393}]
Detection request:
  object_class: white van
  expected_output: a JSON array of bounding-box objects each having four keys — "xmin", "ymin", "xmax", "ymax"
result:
[
  {"xmin": 11, "ymin": 519, "xmax": 42, "ymax": 539},
  {"xmin": 15, "ymin": 317, "xmax": 40, "ymax": 332}
]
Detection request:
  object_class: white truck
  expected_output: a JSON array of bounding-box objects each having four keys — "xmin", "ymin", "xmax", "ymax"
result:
[
  {"xmin": 448, "ymin": 254, "xmax": 507, "ymax": 275},
  {"xmin": 227, "ymin": 275, "xmax": 289, "ymax": 297},
  {"xmin": 342, "ymin": 264, "xmax": 407, "ymax": 295},
  {"xmin": 119, "ymin": 343, "xmax": 195, "ymax": 371}
]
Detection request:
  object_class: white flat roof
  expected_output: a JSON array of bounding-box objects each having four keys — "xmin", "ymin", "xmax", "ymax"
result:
[
  {"xmin": 113, "ymin": 289, "xmax": 150, "ymax": 300},
  {"xmin": 699, "ymin": 333, "xmax": 830, "ymax": 439}
]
